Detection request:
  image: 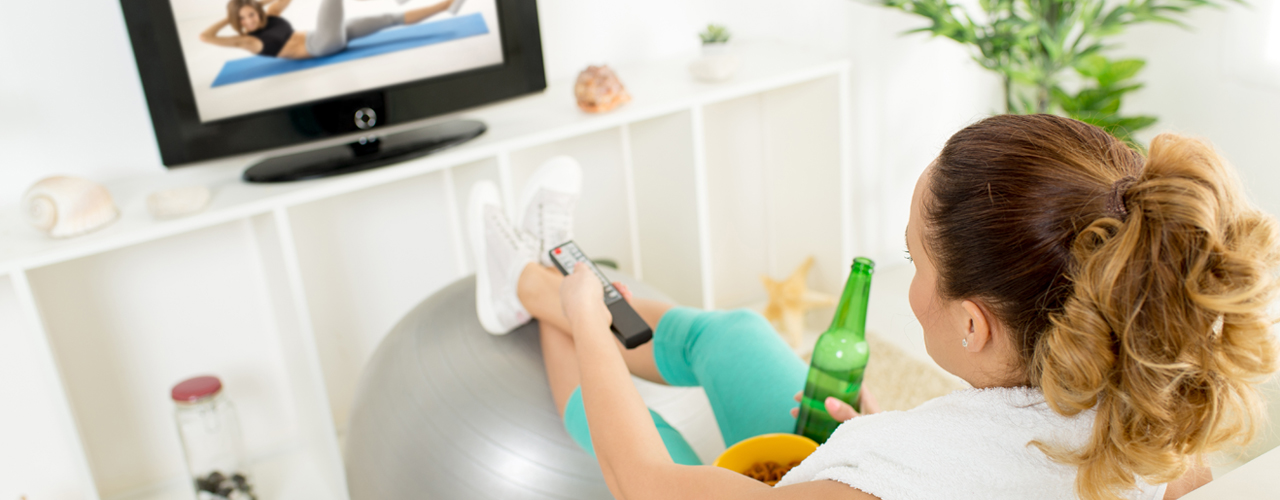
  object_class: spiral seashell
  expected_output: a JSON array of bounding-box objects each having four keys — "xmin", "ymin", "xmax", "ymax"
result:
[
  {"xmin": 21, "ymin": 176, "xmax": 120, "ymax": 238},
  {"xmin": 574, "ymin": 65, "xmax": 631, "ymax": 113},
  {"xmin": 26, "ymin": 195, "xmax": 57, "ymax": 231}
]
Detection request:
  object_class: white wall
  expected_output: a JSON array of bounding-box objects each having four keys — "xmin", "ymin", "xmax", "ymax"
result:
[
  {"xmin": 0, "ymin": 0, "xmax": 160, "ymax": 207},
  {"xmin": 0, "ymin": 0, "xmax": 998, "ymax": 265},
  {"xmin": 3, "ymin": 0, "xmax": 1272, "ymax": 254},
  {"xmin": 1121, "ymin": 2, "xmax": 1280, "ymax": 219}
]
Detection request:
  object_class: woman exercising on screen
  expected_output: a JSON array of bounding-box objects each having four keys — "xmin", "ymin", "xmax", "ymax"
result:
[{"xmin": 200, "ymin": 0, "xmax": 465, "ymax": 59}]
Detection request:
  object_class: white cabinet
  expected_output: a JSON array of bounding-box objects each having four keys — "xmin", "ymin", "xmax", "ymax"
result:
[{"xmin": 0, "ymin": 43, "xmax": 853, "ymax": 500}]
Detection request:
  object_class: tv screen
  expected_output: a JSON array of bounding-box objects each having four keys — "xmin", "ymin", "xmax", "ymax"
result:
[
  {"xmin": 172, "ymin": 0, "xmax": 505, "ymax": 122},
  {"xmin": 120, "ymin": 0, "xmax": 544, "ymax": 167}
]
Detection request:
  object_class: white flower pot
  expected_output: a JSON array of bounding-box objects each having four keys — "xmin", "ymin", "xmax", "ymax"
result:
[{"xmin": 690, "ymin": 42, "xmax": 741, "ymax": 83}]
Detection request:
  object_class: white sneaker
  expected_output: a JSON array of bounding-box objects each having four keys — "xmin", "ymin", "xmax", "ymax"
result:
[
  {"xmin": 468, "ymin": 181, "xmax": 535, "ymax": 335},
  {"xmin": 518, "ymin": 156, "xmax": 582, "ymax": 267},
  {"xmin": 449, "ymin": 0, "xmax": 466, "ymax": 14}
]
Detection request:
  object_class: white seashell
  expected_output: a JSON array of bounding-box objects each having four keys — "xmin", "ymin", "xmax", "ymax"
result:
[
  {"xmin": 147, "ymin": 186, "xmax": 212, "ymax": 219},
  {"xmin": 21, "ymin": 176, "xmax": 120, "ymax": 238}
]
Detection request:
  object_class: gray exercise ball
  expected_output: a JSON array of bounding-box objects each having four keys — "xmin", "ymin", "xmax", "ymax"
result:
[{"xmin": 345, "ymin": 269, "xmax": 670, "ymax": 499}]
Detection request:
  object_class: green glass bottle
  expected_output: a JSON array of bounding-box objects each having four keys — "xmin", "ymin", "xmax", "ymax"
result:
[{"xmin": 794, "ymin": 257, "xmax": 874, "ymax": 444}]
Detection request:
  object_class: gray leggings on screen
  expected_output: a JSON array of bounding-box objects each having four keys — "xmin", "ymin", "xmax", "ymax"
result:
[{"xmin": 305, "ymin": 0, "xmax": 405, "ymax": 57}]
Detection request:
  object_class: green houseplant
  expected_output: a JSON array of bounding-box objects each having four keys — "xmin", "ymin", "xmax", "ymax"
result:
[
  {"xmin": 874, "ymin": 0, "xmax": 1235, "ymax": 142},
  {"xmin": 699, "ymin": 24, "xmax": 732, "ymax": 44}
]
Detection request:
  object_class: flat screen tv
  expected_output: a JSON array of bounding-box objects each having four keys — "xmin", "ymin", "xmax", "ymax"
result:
[{"xmin": 119, "ymin": 0, "xmax": 544, "ymax": 181}]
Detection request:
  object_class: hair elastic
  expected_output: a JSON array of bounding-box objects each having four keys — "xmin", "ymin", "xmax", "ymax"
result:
[{"xmin": 1107, "ymin": 176, "xmax": 1138, "ymax": 218}]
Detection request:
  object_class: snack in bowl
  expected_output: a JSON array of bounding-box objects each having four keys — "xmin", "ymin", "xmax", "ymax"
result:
[
  {"xmin": 713, "ymin": 433, "xmax": 819, "ymax": 486},
  {"xmin": 745, "ymin": 460, "xmax": 802, "ymax": 486}
]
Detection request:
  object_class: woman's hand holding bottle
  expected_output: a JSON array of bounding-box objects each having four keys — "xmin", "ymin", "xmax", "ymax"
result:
[{"xmin": 790, "ymin": 388, "xmax": 880, "ymax": 422}]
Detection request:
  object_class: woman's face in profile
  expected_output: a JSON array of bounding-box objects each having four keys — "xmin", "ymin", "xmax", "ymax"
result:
[
  {"xmin": 239, "ymin": 6, "xmax": 263, "ymax": 33},
  {"xmin": 905, "ymin": 165, "xmax": 966, "ymax": 377}
]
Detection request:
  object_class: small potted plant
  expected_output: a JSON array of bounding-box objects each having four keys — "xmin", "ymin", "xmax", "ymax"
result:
[
  {"xmin": 700, "ymin": 24, "xmax": 731, "ymax": 46},
  {"xmin": 690, "ymin": 24, "xmax": 740, "ymax": 82}
]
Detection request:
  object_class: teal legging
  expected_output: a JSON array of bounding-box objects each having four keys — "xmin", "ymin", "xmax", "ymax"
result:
[{"xmin": 562, "ymin": 308, "xmax": 808, "ymax": 465}]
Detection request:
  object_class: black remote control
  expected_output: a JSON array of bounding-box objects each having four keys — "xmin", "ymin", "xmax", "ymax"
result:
[{"xmin": 549, "ymin": 241, "xmax": 653, "ymax": 349}]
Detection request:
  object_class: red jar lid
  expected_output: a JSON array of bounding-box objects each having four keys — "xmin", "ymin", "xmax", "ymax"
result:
[{"xmin": 171, "ymin": 376, "xmax": 222, "ymax": 403}]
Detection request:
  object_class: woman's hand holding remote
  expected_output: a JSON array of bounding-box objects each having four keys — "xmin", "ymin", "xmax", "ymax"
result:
[{"xmin": 560, "ymin": 262, "xmax": 613, "ymax": 336}]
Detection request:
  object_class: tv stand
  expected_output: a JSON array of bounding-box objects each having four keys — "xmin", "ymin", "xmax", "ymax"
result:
[{"xmin": 241, "ymin": 119, "xmax": 487, "ymax": 183}]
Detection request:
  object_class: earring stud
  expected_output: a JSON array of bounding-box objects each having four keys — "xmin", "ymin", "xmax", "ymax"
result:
[{"xmin": 962, "ymin": 339, "xmax": 968, "ymax": 348}]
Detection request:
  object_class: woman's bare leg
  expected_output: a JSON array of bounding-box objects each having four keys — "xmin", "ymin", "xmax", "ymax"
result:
[
  {"xmin": 539, "ymin": 320, "xmax": 581, "ymax": 417},
  {"xmin": 518, "ymin": 263, "xmax": 673, "ymax": 385},
  {"xmin": 404, "ymin": 0, "xmax": 453, "ymax": 24}
]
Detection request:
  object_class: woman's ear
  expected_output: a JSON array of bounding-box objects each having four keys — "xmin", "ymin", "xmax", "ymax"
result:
[{"xmin": 960, "ymin": 300, "xmax": 992, "ymax": 352}]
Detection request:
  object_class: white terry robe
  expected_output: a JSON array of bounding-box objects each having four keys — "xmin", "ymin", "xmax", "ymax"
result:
[{"xmin": 776, "ymin": 387, "xmax": 1166, "ymax": 500}]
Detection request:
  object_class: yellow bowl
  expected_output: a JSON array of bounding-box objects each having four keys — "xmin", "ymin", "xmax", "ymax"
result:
[{"xmin": 712, "ymin": 433, "xmax": 819, "ymax": 476}]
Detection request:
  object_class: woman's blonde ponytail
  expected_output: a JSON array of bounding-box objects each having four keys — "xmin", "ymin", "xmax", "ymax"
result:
[
  {"xmin": 1034, "ymin": 133, "xmax": 1280, "ymax": 499},
  {"xmin": 929, "ymin": 115, "xmax": 1279, "ymax": 500}
]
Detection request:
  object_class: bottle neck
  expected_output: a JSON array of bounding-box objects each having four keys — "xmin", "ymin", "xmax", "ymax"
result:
[{"xmin": 828, "ymin": 257, "xmax": 874, "ymax": 334}]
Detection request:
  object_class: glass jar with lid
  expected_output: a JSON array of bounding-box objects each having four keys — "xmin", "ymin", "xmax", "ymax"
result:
[{"xmin": 171, "ymin": 375, "xmax": 256, "ymax": 500}]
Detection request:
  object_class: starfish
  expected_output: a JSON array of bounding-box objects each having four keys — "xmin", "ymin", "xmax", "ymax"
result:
[{"xmin": 761, "ymin": 256, "xmax": 837, "ymax": 348}]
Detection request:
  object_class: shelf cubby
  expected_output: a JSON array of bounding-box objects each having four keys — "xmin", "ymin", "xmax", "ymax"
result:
[
  {"xmin": 629, "ymin": 110, "xmax": 706, "ymax": 308},
  {"xmin": 285, "ymin": 171, "xmax": 463, "ymax": 435},
  {"xmin": 0, "ymin": 274, "xmax": 94, "ymax": 500},
  {"xmin": 701, "ymin": 75, "xmax": 846, "ymax": 313},
  {"xmin": 753, "ymin": 76, "xmax": 847, "ymax": 298},
  {"xmin": 24, "ymin": 221, "xmax": 344, "ymax": 500}
]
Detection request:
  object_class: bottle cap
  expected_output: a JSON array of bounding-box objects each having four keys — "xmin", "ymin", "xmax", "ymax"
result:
[{"xmin": 171, "ymin": 376, "xmax": 223, "ymax": 403}]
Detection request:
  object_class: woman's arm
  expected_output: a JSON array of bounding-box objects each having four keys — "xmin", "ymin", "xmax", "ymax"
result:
[
  {"xmin": 560, "ymin": 265, "xmax": 879, "ymax": 500},
  {"xmin": 265, "ymin": 0, "xmax": 293, "ymax": 17},
  {"xmin": 200, "ymin": 18, "xmax": 230, "ymax": 42},
  {"xmin": 560, "ymin": 266, "xmax": 666, "ymax": 491},
  {"xmin": 199, "ymin": 18, "xmax": 255, "ymax": 50}
]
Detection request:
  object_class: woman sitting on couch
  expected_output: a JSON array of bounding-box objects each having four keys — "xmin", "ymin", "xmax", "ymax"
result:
[{"xmin": 468, "ymin": 114, "xmax": 1278, "ymax": 499}]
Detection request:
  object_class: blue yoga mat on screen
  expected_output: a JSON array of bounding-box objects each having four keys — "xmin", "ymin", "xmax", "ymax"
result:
[{"xmin": 211, "ymin": 12, "xmax": 489, "ymax": 87}]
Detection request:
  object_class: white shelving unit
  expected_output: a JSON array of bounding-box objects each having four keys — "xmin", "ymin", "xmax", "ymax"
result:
[{"xmin": 0, "ymin": 42, "xmax": 857, "ymax": 500}]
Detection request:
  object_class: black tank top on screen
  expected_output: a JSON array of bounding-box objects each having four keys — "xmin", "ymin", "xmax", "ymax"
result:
[{"xmin": 250, "ymin": 16, "xmax": 293, "ymax": 57}]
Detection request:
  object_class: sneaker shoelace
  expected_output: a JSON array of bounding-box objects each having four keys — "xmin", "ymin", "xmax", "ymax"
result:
[
  {"xmin": 534, "ymin": 191, "xmax": 576, "ymax": 254},
  {"xmin": 488, "ymin": 207, "xmax": 534, "ymax": 253},
  {"xmin": 485, "ymin": 207, "xmax": 533, "ymax": 325}
]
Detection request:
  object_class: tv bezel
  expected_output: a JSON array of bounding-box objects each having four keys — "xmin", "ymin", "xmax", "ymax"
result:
[{"xmin": 119, "ymin": 0, "xmax": 545, "ymax": 166}]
